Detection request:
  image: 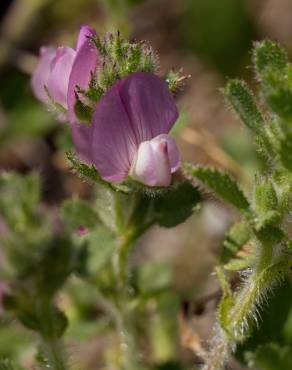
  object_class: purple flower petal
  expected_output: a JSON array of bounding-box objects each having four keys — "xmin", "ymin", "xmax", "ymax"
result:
[
  {"xmin": 31, "ymin": 46, "xmax": 56, "ymax": 103},
  {"xmin": 151, "ymin": 134, "xmax": 180, "ymax": 173},
  {"xmin": 90, "ymin": 82, "xmax": 138, "ymax": 182},
  {"xmin": 47, "ymin": 47, "xmax": 76, "ymax": 108},
  {"xmin": 87, "ymin": 72, "xmax": 178, "ymax": 183},
  {"xmin": 67, "ymin": 27, "xmax": 98, "ymax": 124},
  {"xmin": 71, "ymin": 123, "xmax": 94, "ymax": 163},
  {"xmin": 130, "ymin": 134, "xmax": 180, "ymax": 187},
  {"xmin": 118, "ymin": 72, "xmax": 178, "ymax": 142},
  {"xmin": 76, "ymin": 25, "xmax": 96, "ymax": 51}
]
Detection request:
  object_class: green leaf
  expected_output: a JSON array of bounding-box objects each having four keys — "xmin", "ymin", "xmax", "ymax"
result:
[
  {"xmin": 236, "ymin": 280, "xmax": 292, "ymax": 364},
  {"xmin": 254, "ymin": 40, "xmax": 287, "ymax": 76},
  {"xmin": 61, "ymin": 197, "xmax": 99, "ymax": 229},
  {"xmin": 224, "ymin": 79, "xmax": 273, "ymax": 160},
  {"xmin": 224, "ymin": 257, "xmax": 251, "ymax": 271},
  {"xmin": 215, "ymin": 266, "xmax": 235, "ymax": 335},
  {"xmin": 183, "ymin": 163, "xmax": 249, "ymax": 211},
  {"xmin": 278, "ymin": 127, "xmax": 292, "ymax": 170},
  {"xmin": 225, "ymin": 79, "xmax": 265, "ymax": 134},
  {"xmin": 255, "ymin": 225, "xmax": 285, "ymax": 246},
  {"xmin": 221, "ymin": 220, "xmax": 251, "ymax": 263},
  {"xmin": 86, "ymin": 227, "xmax": 116, "ymax": 275},
  {"xmin": 153, "ymin": 181, "xmax": 201, "ymax": 227},
  {"xmin": 253, "ymin": 176, "xmax": 278, "ymax": 213},
  {"xmin": 0, "ymin": 172, "xmax": 41, "ymax": 217},
  {"xmin": 253, "ymin": 176, "xmax": 281, "ymax": 229},
  {"xmin": 260, "ymin": 66, "xmax": 292, "ymax": 122},
  {"xmin": 137, "ymin": 262, "xmax": 173, "ymax": 296}
]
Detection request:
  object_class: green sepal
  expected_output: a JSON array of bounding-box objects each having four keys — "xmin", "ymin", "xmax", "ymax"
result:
[
  {"xmin": 153, "ymin": 180, "xmax": 201, "ymax": 228},
  {"xmin": 66, "ymin": 151, "xmax": 113, "ymax": 189},
  {"xmin": 73, "ymin": 95, "xmax": 93, "ymax": 124},
  {"xmin": 183, "ymin": 163, "xmax": 249, "ymax": 211}
]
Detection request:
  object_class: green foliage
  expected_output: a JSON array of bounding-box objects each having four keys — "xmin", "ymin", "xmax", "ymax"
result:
[
  {"xmin": 224, "ymin": 79, "xmax": 273, "ymax": 161},
  {"xmin": 0, "ymin": 172, "xmax": 41, "ymax": 222},
  {"xmin": 66, "ymin": 151, "xmax": 110, "ymax": 187},
  {"xmin": 225, "ymin": 79, "xmax": 265, "ymax": 134},
  {"xmin": 236, "ymin": 280, "xmax": 292, "ymax": 368},
  {"xmin": 253, "ymin": 40, "xmax": 292, "ymax": 123},
  {"xmin": 254, "ymin": 40, "xmax": 287, "ymax": 76},
  {"xmin": 85, "ymin": 227, "xmax": 116, "ymax": 276},
  {"xmin": 220, "ymin": 220, "xmax": 250, "ymax": 264},
  {"xmin": 183, "ymin": 163, "xmax": 249, "ymax": 211},
  {"xmin": 76, "ymin": 32, "xmax": 159, "ymax": 116},
  {"xmin": 153, "ymin": 181, "xmax": 201, "ymax": 228},
  {"xmin": 137, "ymin": 262, "xmax": 173, "ymax": 297},
  {"xmin": 252, "ymin": 176, "xmax": 280, "ymax": 229},
  {"xmin": 61, "ymin": 197, "xmax": 99, "ymax": 229},
  {"xmin": 0, "ymin": 359, "xmax": 23, "ymax": 370}
]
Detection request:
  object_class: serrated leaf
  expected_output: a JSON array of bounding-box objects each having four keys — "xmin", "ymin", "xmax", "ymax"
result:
[
  {"xmin": 153, "ymin": 181, "xmax": 201, "ymax": 228},
  {"xmin": 61, "ymin": 197, "xmax": 99, "ymax": 229},
  {"xmin": 254, "ymin": 40, "xmax": 287, "ymax": 76},
  {"xmin": 253, "ymin": 176, "xmax": 281, "ymax": 229},
  {"xmin": 224, "ymin": 79, "xmax": 273, "ymax": 160},
  {"xmin": 260, "ymin": 66, "xmax": 292, "ymax": 122},
  {"xmin": 225, "ymin": 79, "xmax": 265, "ymax": 134},
  {"xmin": 183, "ymin": 163, "xmax": 249, "ymax": 211},
  {"xmin": 221, "ymin": 220, "xmax": 251, "ymax": 263}
]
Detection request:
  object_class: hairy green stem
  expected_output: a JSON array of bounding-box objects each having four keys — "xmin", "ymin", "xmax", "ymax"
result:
[
  {"xmin": 37, "ymin": 299, "xmax": 67, "ymax": 370},
  {"xmin": 111, "ymin": 193, "xmax": 155, "ymax": 370},
  {"xmin": 203, "ymin": 256, "xmax": 292, "ymax": 370},
  {"xmin": 42, "ymin": 339, "xmax": 67, "ymax": 370}
]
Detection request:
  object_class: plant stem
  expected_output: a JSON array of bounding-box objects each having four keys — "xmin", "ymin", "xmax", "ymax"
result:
[
  {"xmin": 111, "ymin": 194, "xmax": 155, "ymax": 370},
  {"xmin": 203, "ymin": 256, "xmax": 292, "ymax": 370},
  {"xmin": 42, "ymin": 339, "xmax": 67, "ymax": 370},
  {"xmin": 37, "ymin": 298, "xmax": 67, "ymax": 370}
]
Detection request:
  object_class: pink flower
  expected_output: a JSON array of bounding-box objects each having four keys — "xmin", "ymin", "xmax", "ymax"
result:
[
  {"xmin": 31, "ymin": 25, "xmax": 98, "ymax": 119},
  {"xmin": 72, "ymin": 72, "xmax": 180, "ymax": 187},
  {"xmin": 32, "ymin": 26, "xmax": 181, "ymax": 187}
]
